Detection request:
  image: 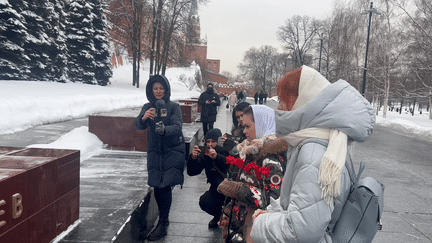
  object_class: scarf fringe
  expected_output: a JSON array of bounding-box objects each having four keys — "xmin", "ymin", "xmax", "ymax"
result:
[{"xmin": 318, "ymin": 157, "xmax": 343, "ymax": 203}]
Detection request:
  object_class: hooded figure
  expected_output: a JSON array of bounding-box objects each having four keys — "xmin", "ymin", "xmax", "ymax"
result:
[
  {"xmin": 217, "ymin": 105, "xmax": 287, "ymax": 243},
  {"xmin": 250, "ymin": 66, "xmax": 375, "ymax": 242},
  {"xmin": 198, "ymin": 83, "xmax": 221, "ymax": 135},
  {"xmin": 134, "ymin": 75, "xmax": 185, "ymax": 241}
]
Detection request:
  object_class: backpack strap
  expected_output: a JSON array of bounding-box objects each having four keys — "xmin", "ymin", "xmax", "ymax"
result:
[{"xmin": 345, "ymin": 154, "xmax": 366, "ymax": 185}]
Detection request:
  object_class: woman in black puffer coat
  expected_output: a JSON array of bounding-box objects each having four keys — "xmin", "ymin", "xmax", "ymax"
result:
[
  {"xmin": 198, "ymin": 83, "xmax": 220, "ymax": 135},
  {"xmin": 134, "ymin": 75, "xmax": 185, "ymax": 241}
]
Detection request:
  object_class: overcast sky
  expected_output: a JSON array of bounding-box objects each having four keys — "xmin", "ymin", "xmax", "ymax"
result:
[{"xmin": 199, "ymin": 0, "xmax": 346, "ymax": 76}]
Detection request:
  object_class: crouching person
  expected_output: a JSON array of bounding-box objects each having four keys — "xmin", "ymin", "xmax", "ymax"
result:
[{"xmin": 187, "ymin": 128, "xmax": 230, "ymax": 228}]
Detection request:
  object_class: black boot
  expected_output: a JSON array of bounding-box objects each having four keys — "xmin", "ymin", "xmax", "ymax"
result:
[
  {"xmin": 208, "ymin": 216, "xmax": 219, "ymax": 229},
  {"xmin": 147, "ymin": 219, "xmax": 169, "ymax": 241}
]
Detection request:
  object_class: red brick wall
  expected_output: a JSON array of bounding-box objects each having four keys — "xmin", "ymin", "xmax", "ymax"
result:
[
  {"xmin": 188, "ymin": 45, "xmax": 207, "ymax": 71},
  {"xmin": 206, "ymin": 59, "xmax": 220, "ymax": 73},
  {"xmin": 207, "ymin": 72, "xmax": 227, "ymax": 85}
]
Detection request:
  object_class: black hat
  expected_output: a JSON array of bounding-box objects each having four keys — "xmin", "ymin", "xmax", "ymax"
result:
[
  {"xmin": 207, "ymin": 83, "xmax": 214, "ymax": 87},
  {"xmin": 205, "ymin": 128, "xmax": 222, "ymax": 142}
]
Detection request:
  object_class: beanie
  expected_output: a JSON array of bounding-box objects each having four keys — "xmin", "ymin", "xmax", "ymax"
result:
[{"xmin": 205, "ymin": 128, "xmax": 222, "ymax": 142}]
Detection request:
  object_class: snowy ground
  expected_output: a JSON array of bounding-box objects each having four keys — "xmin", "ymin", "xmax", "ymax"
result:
[{"xmin": 1, "ymin": 67, "xmax": 431, "ymax": 161}]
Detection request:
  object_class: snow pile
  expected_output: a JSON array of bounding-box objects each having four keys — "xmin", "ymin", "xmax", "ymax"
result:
[
  {"xmin": 27, "ymin": 126, "xmax": 104, "ymax": 161},
  {"xmin": 376, "ymin": 111, "xmax": 432, "ymax": 140}
]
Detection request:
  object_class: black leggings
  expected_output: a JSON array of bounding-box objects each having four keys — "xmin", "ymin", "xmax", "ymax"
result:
[
  {"xmin": 203, "ymin": 122, "xmax": 214, "ymax": 136},
  {"xmin": 154, "ymin": 186, "xmax": 172, "ymax": 221}
]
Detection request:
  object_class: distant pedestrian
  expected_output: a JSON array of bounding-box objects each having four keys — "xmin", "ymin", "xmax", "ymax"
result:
[
  {"xmin": 237, "ymin": 91, "xmax": 245, "ymax": 104},
  {"xmin": 134, "ymin": 75, "xmax": 185, "ymax": 241},
  {"xmin": 254, "ymin": 92, "xmax": 259, "ymax": 104},
  {"xmin": 259, "ymin": 90, "xmax": 265, "ymax": 104},
  {"xmin": 198, "ymin": 83, "xmax": 221, "ymax": 136},
  {"xmin": 264, "ymin": 92, "xmax": 267, "ymax": 103},
  {"xmin": 187, "ymin": 128, "xmax": 230, "ymax": 228},
  {"xmin": 227, "ymin": 91, "xmax": 238, "ymax": 112}
]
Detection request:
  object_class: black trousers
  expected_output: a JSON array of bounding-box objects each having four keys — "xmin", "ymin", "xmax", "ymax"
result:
[
  {"xmin": 154, "ymin": 186, "xmax": 172, "ymax": 221},
  {"xmin": 199, "ymin": 185, "xmax": 226, "ymax": 219},
  {"xmin": 202, "ymin": 122, "xmax": 214, "ymax": 136}
]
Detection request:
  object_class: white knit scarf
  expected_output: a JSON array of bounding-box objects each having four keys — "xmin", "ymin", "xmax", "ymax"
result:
[{"xmin": 284, "ymin": 128, "xmax": 348, "ymax": 203}]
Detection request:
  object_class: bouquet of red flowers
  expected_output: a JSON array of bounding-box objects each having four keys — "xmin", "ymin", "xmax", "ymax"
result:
[{"xmin": 225, "ymin": 155, "xmax": 270, "ymax": 181}]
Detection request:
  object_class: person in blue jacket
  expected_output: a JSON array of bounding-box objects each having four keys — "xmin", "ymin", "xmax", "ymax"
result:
[{"xmin": 134, "ymin": 75, "xmax": 185, "ymax": 241}]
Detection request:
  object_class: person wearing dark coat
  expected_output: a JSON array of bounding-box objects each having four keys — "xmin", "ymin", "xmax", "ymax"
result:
[
  {"xmin": 187, "ymin": 128, "xmax": 230, "ymax": 228},
  {"xmin": 237, "ymin": 90, "xmax": 245, "ymax": 104},
  {"xmin": 198, "ymin": 83, "xmax": 221, "ymax": 136},
  {"xmin": 254, "ymin": 92, "xmax": 259, "ymax": 104},
  {"xmin": 134, "ymin": 75, "xmax": 185, "ymax": 241},
  {"xmin": 259, "ymin": 90, "xmax": 265, "ymax": 104}
]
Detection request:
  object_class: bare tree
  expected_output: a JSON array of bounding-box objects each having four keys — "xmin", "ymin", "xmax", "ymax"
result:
[
  {"xmin": 108, "ymin": 0, "xmax": 150, "ymax": 88},
  {"xmin": 238, "ymin": 45, "xmax": 279, "ymax": 93},
  {"xmin": 277, "ymin": 15, "xmax": 321, "ymax": 68},
  {"xmin": 397, "ymin": 0, "xmax": 432, "ymax": 119},
  {"xmin": 108, "ymin": 0, "xmax": 208, "ymax": 86},
  {"xmin": 148, "ymin": 0, "xmax": 208, "ymax": 76},
  {"xmin": 324, "ymin": 1, "xmax": 366, "ymax": 87},
  {"xmin": 366, "ymin": 0, "xmax": 407, "ymax": 118}
]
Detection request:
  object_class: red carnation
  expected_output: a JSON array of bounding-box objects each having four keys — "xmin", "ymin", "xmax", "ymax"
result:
[
  {"xmin": 244, "ymin": 162, "xmax": 259, "ymax": 174},
  {"xmin": 226, "ymin": 156, "xmax": 244, "ymax": 169},
  {"xmin": 257, "ymin": 167, "xmax": 270, "ymax": 180},
  {"xmin": 235, "ymin": 158, "xmax": 244, "ymax": 169},
  {"xmin": 226, "ymin": 155, "xmax": 236, "ymax": 165}
]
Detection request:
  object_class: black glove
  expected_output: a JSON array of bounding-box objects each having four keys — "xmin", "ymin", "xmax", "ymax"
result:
[{"xmin": 156, "ymin": 121, "xmax": 165, "ymax": 135}]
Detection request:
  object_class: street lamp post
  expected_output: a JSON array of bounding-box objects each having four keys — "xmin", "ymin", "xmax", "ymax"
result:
[
  {"xmin": 318, "ymin": 33, "xmax": 324, "ymax": 73},
  {"xmin": 361, "ymin": 2, "xmax": 381, "ymax": 97}
]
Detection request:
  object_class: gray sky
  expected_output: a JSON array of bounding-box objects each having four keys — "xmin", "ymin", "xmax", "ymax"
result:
[{"xmin": 199, "ymin": 0, "xmax": 343, "ymax": 75}]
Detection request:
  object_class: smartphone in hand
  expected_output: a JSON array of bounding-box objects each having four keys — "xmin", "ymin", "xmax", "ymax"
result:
[{"xmin": 198, "ymin": 145, "xmax": 209, "ymax": 154}]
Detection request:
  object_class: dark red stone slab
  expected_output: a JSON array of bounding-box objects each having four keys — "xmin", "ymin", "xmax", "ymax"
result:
[
  {"xmin": 179, "ymin": 102, "xmax": 198, "ymax": 123},
  {"xmin": 26, "ymin": 160, "xmax": 58, "ymax": 217},
  {"xmin": 55, "ymin": 187, "xmax": 79, "ymax": 236},
  {"xmin": 0, "ymin": 147, "xmax": 80, "ymax": 243},
  {"xmin": 0, "ymin": 170, "xmax": 28, "ymax": 238},
  {"xmin": 0, "ymin": 147, "xmax": 25, "ymax": 156},
  {"xmin": 27, "ymin": 202, "xmax": 56, "ymax": 243},
  {"xmin": 89, "ymin": 115, "xmax": 148, "ymax": 152},
  {"xmin": 179, "ymin": 99, "xmax": 201, "ymax": 112},
  {"xmin": 0, "ymin": 219, "xmax": 27, "ymax": 243}
]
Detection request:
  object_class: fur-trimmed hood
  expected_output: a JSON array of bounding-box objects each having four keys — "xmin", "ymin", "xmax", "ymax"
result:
[
  {"xmin": 238, "ymin": 135, "xmax": 288, "ymax": 162},
  {"xmin": 145, "ymin": 74, "xmax": 171, "ymax": 104}
]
